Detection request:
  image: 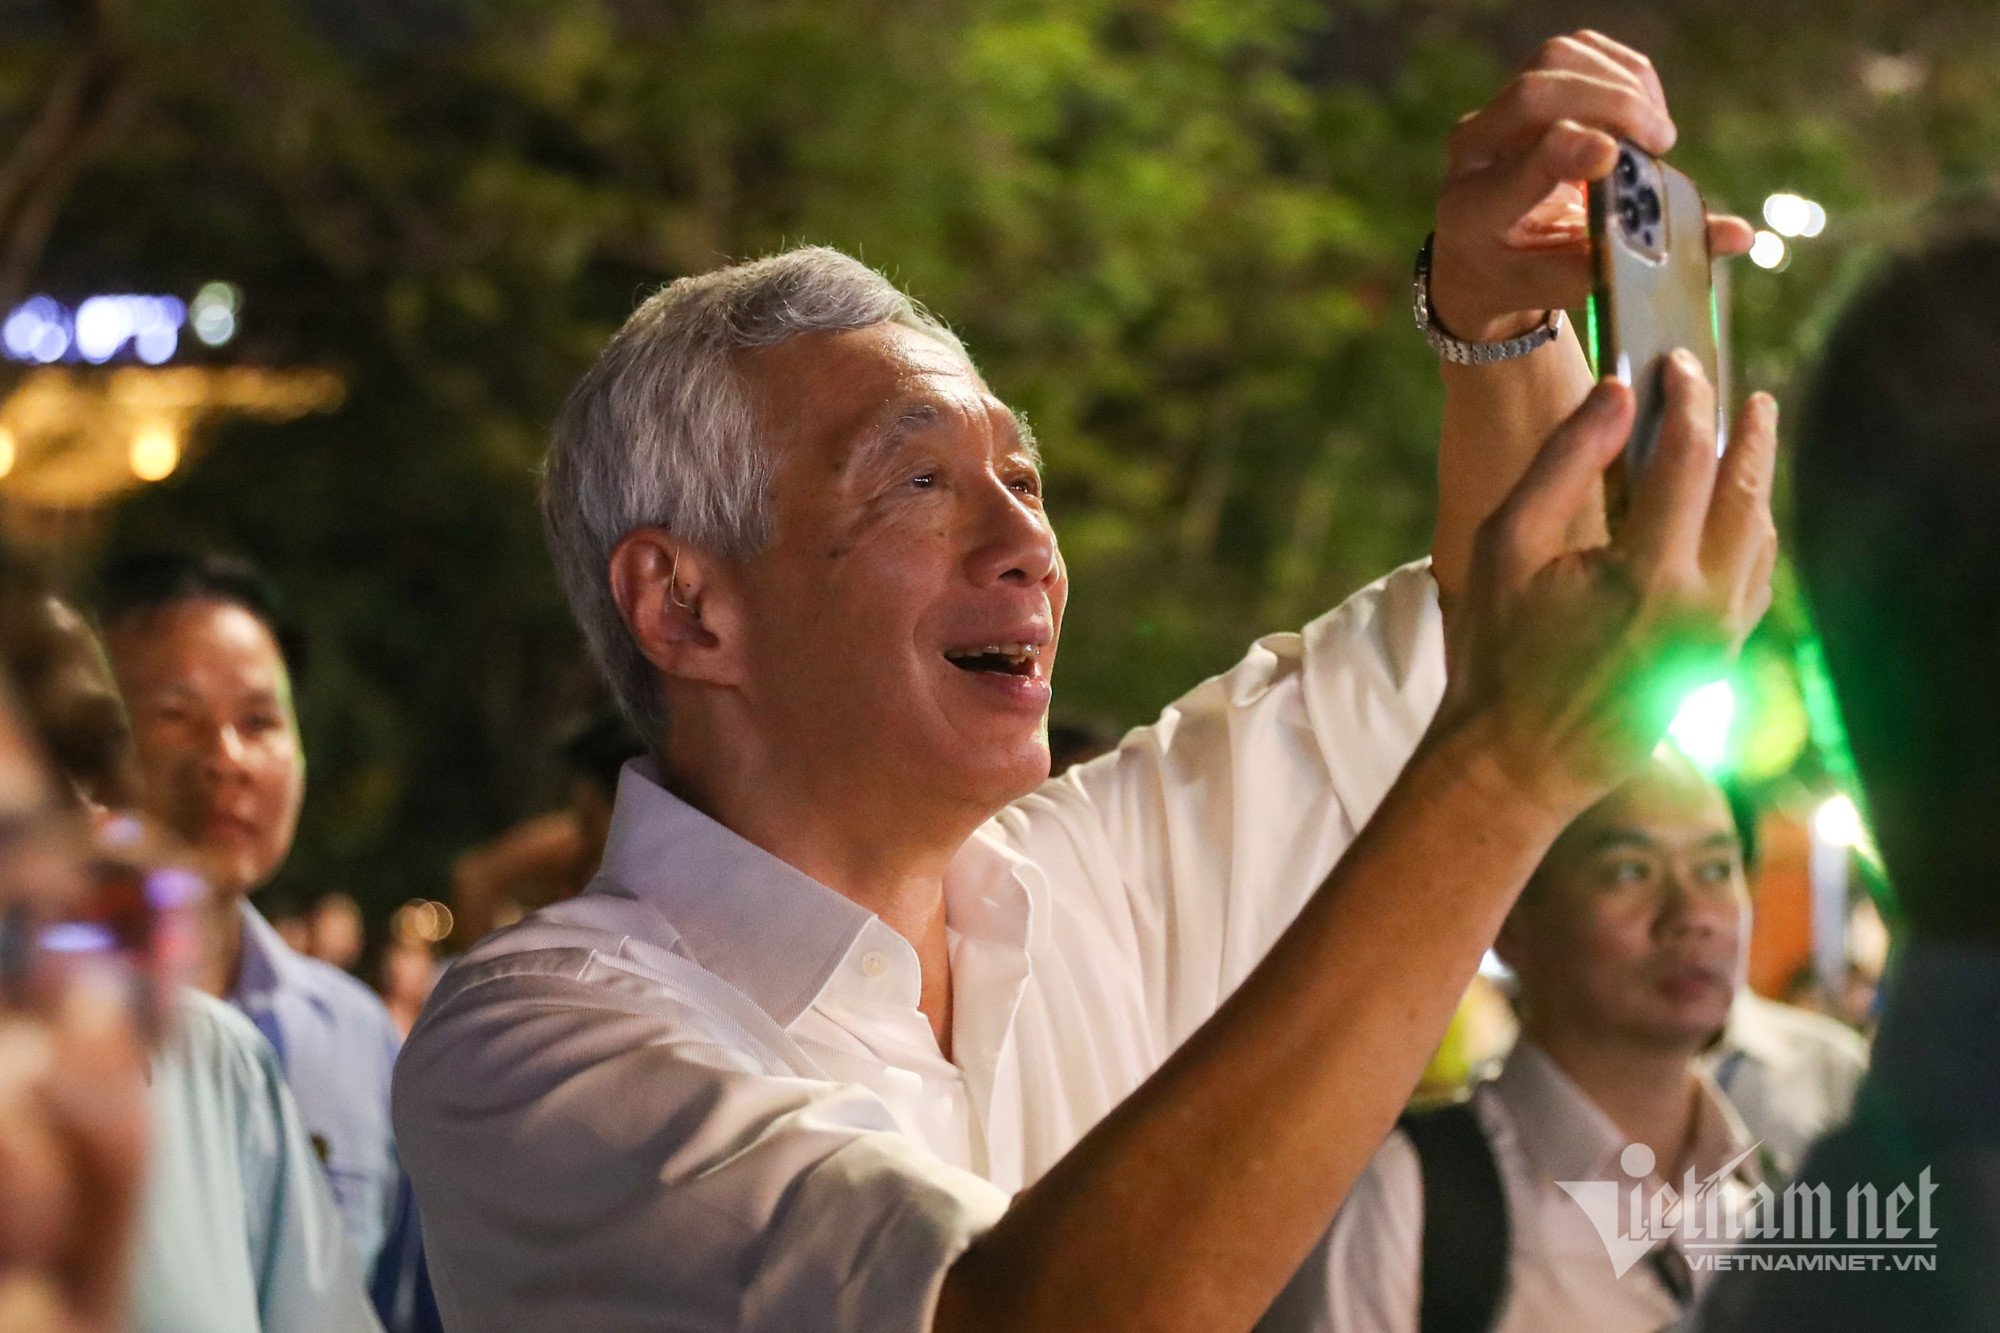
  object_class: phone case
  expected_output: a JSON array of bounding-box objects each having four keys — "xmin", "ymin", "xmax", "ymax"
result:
[{"xmin": 1588, "ymin": 144, "xmax": 1720, "ymax": 516}]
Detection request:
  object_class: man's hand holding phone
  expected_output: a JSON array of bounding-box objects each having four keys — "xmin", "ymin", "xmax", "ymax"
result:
[{"xmin": 1427, "ymin": 30, "xmax": 1755, "ymax": 344}]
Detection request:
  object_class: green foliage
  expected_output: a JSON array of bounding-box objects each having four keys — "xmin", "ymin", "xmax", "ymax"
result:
[{"xmin": 4, "ymin": 0, "xmax": 1997, "ymax": 917}]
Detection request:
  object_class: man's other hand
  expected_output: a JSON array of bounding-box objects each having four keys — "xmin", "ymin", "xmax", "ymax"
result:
[{"xmin": 1437, "ymin": 354, "xmax": 1779, "ymax": 817}]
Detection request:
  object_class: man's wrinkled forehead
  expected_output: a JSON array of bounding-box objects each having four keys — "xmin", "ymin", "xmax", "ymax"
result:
[{"xmin": 740, "ymin": 323, "xmax": 1019, "ymax": 467}]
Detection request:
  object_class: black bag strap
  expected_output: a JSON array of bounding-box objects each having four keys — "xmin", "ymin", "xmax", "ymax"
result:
[{"xmin": 1399, "ymin": 1100, "xmax": 1512, "ymax": 1333}]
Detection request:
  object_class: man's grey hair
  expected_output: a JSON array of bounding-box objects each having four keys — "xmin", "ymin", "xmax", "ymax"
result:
[{"xmin": 542, "ymin": 246, "xmax": 969, "ymax": 750}]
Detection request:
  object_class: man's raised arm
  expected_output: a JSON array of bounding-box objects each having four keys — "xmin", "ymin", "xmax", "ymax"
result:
[{"xmin": 939, "ymin": 346, "xmax": 1777, "ymax": 1331}]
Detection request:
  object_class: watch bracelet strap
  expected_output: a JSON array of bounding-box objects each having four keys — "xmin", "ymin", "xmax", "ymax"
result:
[{"xmin": 1413, "ymin": 232, "xmax": 1564, "ymax": 365}]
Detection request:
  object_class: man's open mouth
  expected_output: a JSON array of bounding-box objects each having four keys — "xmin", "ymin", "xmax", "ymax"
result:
[{"xmin": 944, "ymin": 644, "xmax": 1040, "ymax": 678}]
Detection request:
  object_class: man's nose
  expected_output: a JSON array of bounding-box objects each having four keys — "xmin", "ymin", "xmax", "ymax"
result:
[
  {"xmin": 1657, "ymin": 874, "xmax": 1735, "ymax": 940},
  {"xmin": 965, "ymin": 478, "xmax": 1059, "ymax": 590},
  {"xmin": 198, "ymin": 723, "xmax": 252, "ymax": 777}
]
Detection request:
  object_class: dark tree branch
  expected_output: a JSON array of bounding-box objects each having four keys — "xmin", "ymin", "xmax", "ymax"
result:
[{"xmin": 0, "ymin": 0, "xmax": 137, "ymax": 308}]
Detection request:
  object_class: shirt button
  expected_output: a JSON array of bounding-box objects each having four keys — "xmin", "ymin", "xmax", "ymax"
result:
[{"xmin": 860, "ymin": 952, "xmax": 889, "ymax": 979}]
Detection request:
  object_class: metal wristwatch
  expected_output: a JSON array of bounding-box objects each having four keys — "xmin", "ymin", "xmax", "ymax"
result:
[{"xmin": 1412, "ymin": 232, "xmax": 1563, "ymax": 365}]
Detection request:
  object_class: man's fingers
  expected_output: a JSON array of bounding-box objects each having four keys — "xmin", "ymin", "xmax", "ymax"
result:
[
  {"xmin": 1707, "ymin": 215, "xmax": 1756, "ymax": 257},
  {"xmin": 1617, "ymin": 350, "xmax": 1721, "ymax": 572},
  {"xmin": 1568, "ymin": 30, "xmax": 1669, "ymax": 113},
  {"xmin": 1450, "ymin": 119, "xmax": 1618, "ymax": 231},
  {"xmin": 1448, "ymin": 70, "xmax": 1674, "ymax": 174},
  {"xmin": 1529, "ymin": 34, "xmax": 1655, "ymax": 107},
  {"xmin": 1740, "ymin": 526, "xmax": 1779, "ymax": 635},
  {"xmin": 1700, "ymin": 392, "xmax": 1780, "ymax": 590},
  {"xmin": 1484, "ymin": 380, "xmax": 1634, "ymax": 582}
]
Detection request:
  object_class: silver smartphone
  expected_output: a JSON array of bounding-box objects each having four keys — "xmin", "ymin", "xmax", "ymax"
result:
[{"xmin": 1587, "ymin": 142, "xmax": 1725, "ymax": 519}]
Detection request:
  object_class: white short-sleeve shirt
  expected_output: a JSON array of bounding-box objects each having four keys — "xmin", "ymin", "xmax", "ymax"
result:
[
  {"xmin": 1264, "ymin": 1040, "xmax": 1764, "ymax": 1333},
  {"xmin": 393, "ymin": 561, "xmax": 1444, "ymax": 1331}
]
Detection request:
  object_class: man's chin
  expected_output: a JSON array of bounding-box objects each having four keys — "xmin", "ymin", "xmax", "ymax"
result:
[{"xmin": 940, "ymin": 736, "xmax": 1051, "ymax": 810}]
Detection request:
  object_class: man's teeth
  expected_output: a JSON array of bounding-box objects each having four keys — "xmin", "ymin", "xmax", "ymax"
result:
[{"xmin": 946, "ymin": 644, "xmax": 1036, "ymax": 660}]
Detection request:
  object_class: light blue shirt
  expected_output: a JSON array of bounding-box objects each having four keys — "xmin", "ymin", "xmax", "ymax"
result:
[
  {"xmin": 134, "ymin": 989, "xmax": 381, "ymax": 1331},
  {"xmin": 231, "ymin": 900, "xmax": 403, "ymax": 1280}
]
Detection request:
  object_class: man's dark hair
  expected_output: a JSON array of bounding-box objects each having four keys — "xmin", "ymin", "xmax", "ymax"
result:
[
  {"xmin": 95, "ymin": 551, "xmax": 308, "ymax": 684},
  {"xmin": 0, "ymin": 542, "xmax": 138, "ymax": 808},
  {"xmin": 1793, "ymin": 214, "xmax": 2000, "ymax": 943}
]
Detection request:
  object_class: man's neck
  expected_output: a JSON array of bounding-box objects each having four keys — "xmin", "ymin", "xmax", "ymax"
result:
[
  {"xmin": 1528, "ymin": 1022, "xmax": 1703, "ymax": 1179},
  {"xmin": 195, "ymin": 889, "xmax": 247, "ymax": 1000},
  {"xmin": 662, "ymin": 742, "xmax": 987, "ymax": 1060}
]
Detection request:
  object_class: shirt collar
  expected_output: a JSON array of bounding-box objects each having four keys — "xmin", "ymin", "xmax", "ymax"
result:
[
  {"xmin": 599, "ymin": 761, "xmax": 876, "ymax": 1028},
  {"xmin": 597, "ymin": 761, "xmax": 1043, "ymax": 1032},
  {"xmin": 1715, "ymin": 990, "xmax": 1791, "ymax": 1069},
  {"xmin": 232, "ymin": 897, "xmax": 311, "ymax": 1007},
  {"xmin": 1493, "ymin": 1039, "xmax": 1760, "ymax": 1187}
]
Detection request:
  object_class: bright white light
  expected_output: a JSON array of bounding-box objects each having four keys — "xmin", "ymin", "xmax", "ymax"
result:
[
  {"xmin": 135, "ymin": 323, "xmax": 177, "ymax": 364},
  {"xmin": 1813, "ymin": 794, "xmax": 1865, "ymax": 849},
  {"xmin": 1763, "ymin": 192, "xmax": 1829, "ymax": 240},
  {"xmin": 195, "ymin": 281, "xmax": 241, "ymax": 313},
  {"xmin": 191, "ymin": 305, "xmax": 235, "ymax": 346},
  {"xmin": 1748, "ymin": 230, "xmax": 1788, "ymax": 270},
  {"xmin": 30, "ymin": 320, "xmax": 68, "ymax": 363},
  {"xmin": 130, "ymin": 423, "xmax": 180, "ymax": 482},
  {"xmin": 74, "ymin": 295, "xmax": 133, "ymax": 363},
  {"xmin": 3, "ymin": 293, "xmax": 194, "ymax": 364},
  {"xmin": 2, "ymin": 305, "xmax": 44, "ymax": 359},
  {"xmin": 1667, "ymin": 680, "xmax": 1737, "ymax": 773},
  {"xmin": 1763, "ymin": 193, "xmax": 1810, "ymax": 237},
  {"xmin": 0, "ymin": 427, "xmax": 15, "ymax": 479},
  {"xmin": 190, "ymin": 282, "xmax": 241, "ymax": 348}
]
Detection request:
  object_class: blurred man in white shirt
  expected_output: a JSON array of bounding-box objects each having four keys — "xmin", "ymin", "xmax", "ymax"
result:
[{"xmin": 1268, "ymin": 754, "xmax": 1763, "ymax": 1333}]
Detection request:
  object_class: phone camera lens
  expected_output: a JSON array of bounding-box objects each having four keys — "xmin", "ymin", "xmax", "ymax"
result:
[
  {"xmin": 1616, "ymin": 152, "xmax": 1640, "ymax": 186},
  {"xmin": 1618, "ymin": 196, "xmax": 1642, "ymax": 233},
  {"xmin": 1638, "ymin": 188, "xmax": 1662, "ymax": 225}
]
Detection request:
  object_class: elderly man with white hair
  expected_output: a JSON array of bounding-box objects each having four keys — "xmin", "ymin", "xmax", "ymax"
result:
[{"xmin": 395, "ymin": 33, "xmax": 1775, "ymax": 1332}]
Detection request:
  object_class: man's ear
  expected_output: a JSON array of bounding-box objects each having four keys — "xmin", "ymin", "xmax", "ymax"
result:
[{"xmin": 607, "ymin": 529, "xmax": 745, "ymax": 688}]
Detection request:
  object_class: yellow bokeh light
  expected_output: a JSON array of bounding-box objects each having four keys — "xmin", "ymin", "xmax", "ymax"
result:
[
  {"xmin": 129, "ymin": 423, "xmax": 180, "ymax": 481},
  {"xmin": 0, "ymin": 427, "xmax": 15, "ymax": 479}
]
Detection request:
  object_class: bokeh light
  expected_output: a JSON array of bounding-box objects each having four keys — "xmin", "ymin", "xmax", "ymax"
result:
[
  {"xmin": 1813, "ymin": 794, "xmax": 1865, "ymax": 849},
  {"xmin": 129, "ymin": 423, "xmax": 181, "ymax": 481},
  {"xmin": 1667, "ymin": 679, "xmax": 1737, "ymax": 774}
]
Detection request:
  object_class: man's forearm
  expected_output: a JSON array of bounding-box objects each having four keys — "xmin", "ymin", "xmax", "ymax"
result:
[
  {"xmin": 937, "ymin": 716, "xmax": 1575, "ymax": 1332},
  {"xmin": 1432, "ymin": 321, "xmax": 1598, "ymax": 605}
]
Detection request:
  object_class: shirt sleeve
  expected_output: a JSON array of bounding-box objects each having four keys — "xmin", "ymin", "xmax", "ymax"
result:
[
  {"xmin": 995, "ymin": 560, "xmax": 1445, "ymax": 1046},
  {"xmin": 395, "ymin": 961, "xmax": 1011, "ymax": 1333},
  {"xmin": 1262, "ymin": 1131, "xmax": 1424, "ymax": 1333}
]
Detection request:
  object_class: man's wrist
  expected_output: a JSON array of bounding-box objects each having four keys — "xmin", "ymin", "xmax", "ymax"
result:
[
  {"xmin": 1411, "ymin": 706, "xmax": 1604, "ymax": 838},
  {"xmin": 1421, "ymin": 235, "xmax": 1558, "ymax": 348}
]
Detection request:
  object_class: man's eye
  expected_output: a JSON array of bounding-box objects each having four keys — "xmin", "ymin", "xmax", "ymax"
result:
[
  {"xmin": 908, "ymin": 472, "xmax": 938, "ymax": 490},
  {"xmin": 1603, "ymin": 860, "xmax": 1651, "ymax": 885},
  {"xmin": 1694, "ymin": 859, "xmax": 1737, "ymax": 885},
  {"xmin": 1008, "ymin": 474, "xmax": 1043, "ymax": 497}
]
